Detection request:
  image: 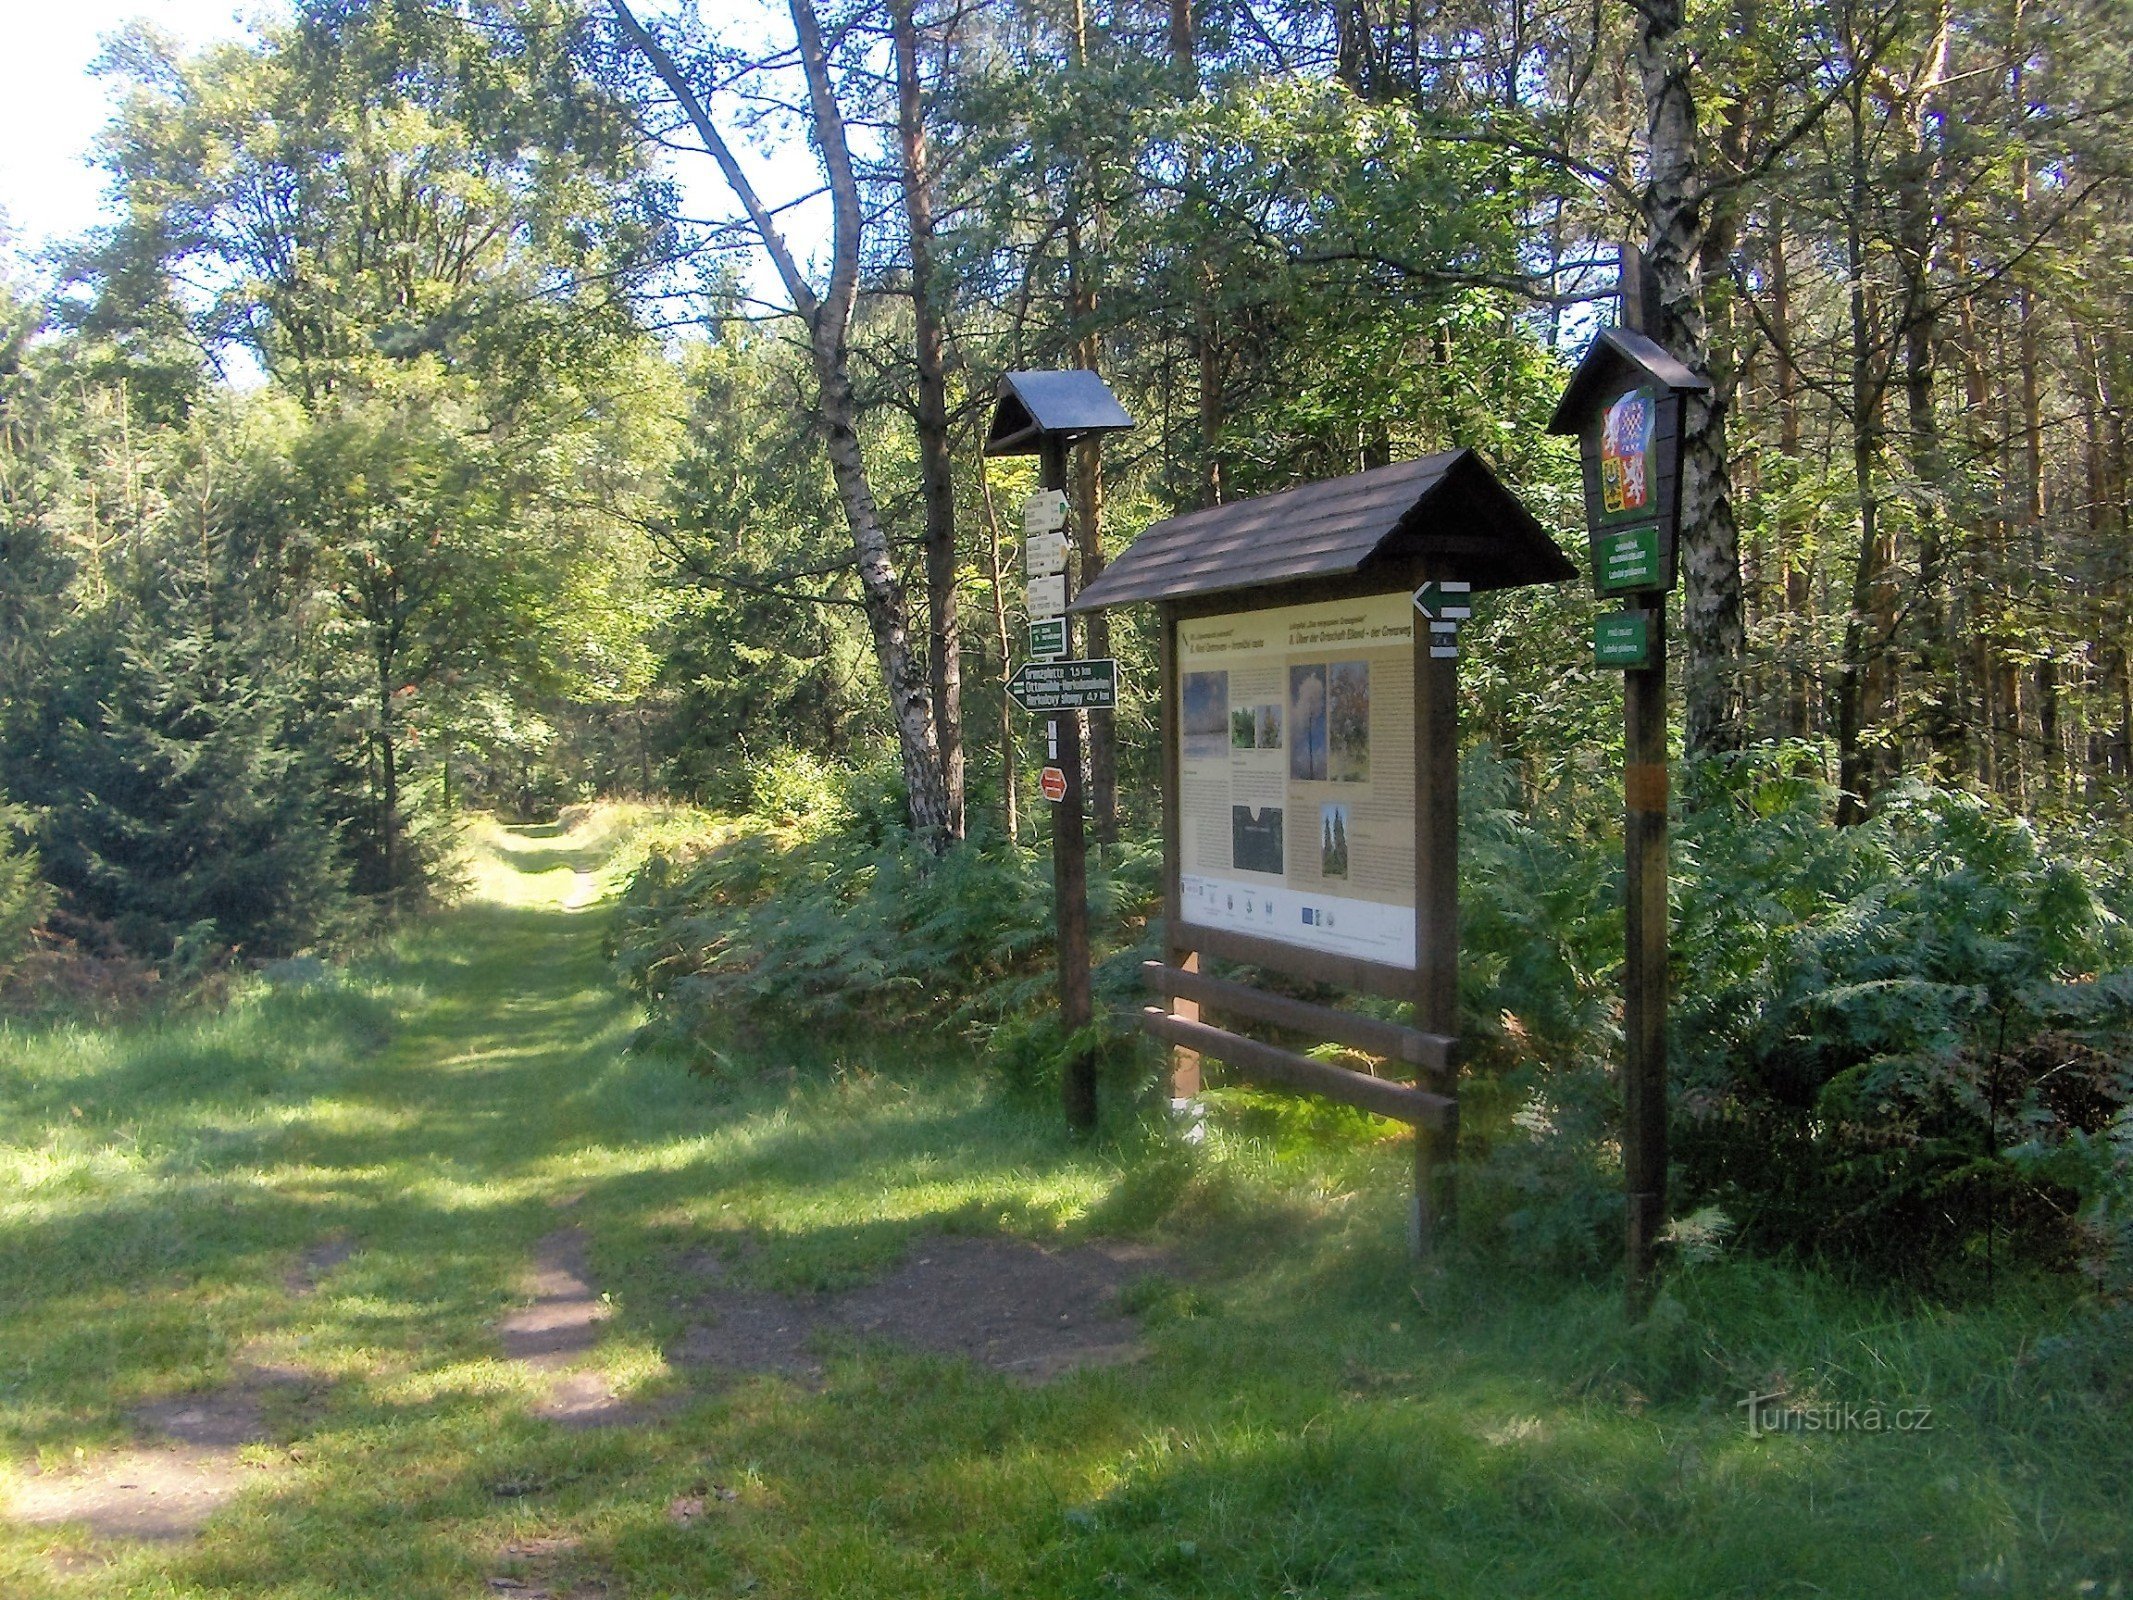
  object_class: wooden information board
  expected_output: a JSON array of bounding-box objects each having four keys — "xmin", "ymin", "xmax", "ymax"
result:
[{"xmin": 1073, "ymin": 450, "xmax": 1576, "ymax": 1252}]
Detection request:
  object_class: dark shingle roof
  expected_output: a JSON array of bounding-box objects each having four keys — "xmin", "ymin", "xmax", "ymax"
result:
[
  {"xmin": 984, "ymin": 371, "xmax": 1136, "ymax": 455},
  {"xmin": 1546, "ymin": 327, "xmax": 1709, "ymax": 436},
  {"xmin": 1071, "ymin": 449, "xmax": 1574, "ymax": 612}
]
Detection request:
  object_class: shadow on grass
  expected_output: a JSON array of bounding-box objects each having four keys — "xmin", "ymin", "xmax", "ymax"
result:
[{"xmin": 4, "ymin": 819, "xmax": 2129, "ymax": 1598}]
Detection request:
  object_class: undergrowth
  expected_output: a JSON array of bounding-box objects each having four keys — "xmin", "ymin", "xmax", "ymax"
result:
[
  {"xmin": 614, "ymin": 746, "xmax": 2133, "ymax": 1304},
  {"xmin": 609, "ymin": 754, "xmax": 1162, "ymax": 1098}
]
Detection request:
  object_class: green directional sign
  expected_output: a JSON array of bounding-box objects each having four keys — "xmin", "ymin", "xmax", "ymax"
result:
[
  {"xmin": 1027, "ymin": 617, "xmax": 1067, "ymax": 660},
  {"xmin": 1412, "ymin": 580, "xmax": 1473, "ymax": 621},
  {"xmin": 1007, "ymin": 657, "xmax": 1118, "ymax": 713},
  {"xmin": 1593, "ymin": 524, "xmax": 1664, "ymax": 594},
  {"xmin": 1592, "ymin": 610, "xmax": 1654, "ymax": 669}
]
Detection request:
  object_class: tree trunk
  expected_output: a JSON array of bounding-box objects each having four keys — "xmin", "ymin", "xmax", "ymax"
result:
[
  {"xmin": 1631, "ymin": 0, "xmax": 1746, "ymax": 756},
  {"xmin": 977, "ymin": 460, "xmax": 1020, "ymax": 844},
  {"xmin": 1165, "ymin": 0, "xmax": 1223, "ymax": 512},
  {"xmin": 1897, "ymin": 2, "xmax": 1961, "ymax": 775},
  {"xmin": 1952, "ymin": 228, "xmax": 2013, "ymax": 795},
  {"xmin": 894, "ymin": 0, "xmax": 965, "ymax": 842},
  {"xmin": 2090, "ymin": 324, "xmax": 2133, "ymax": 790},
  {"xmin": 815, "ymin": 350, "xmax": 952, "ymax": 839},
  {"xmin": 1196, "ymin": 287, "xmax": 1224, "ymax": 508},
  {"xmin": 1768, "ymin": 203, "xmax": 1813, "ymax": 741},
  {"xmin": 1062, "ymin": 5, "xmax": 1116, "ymax": 839},
  {"xmin": 1063, "ymin": 214, "xmax": 1117, "ymax": 840},
  {"xmin": 608, "ymin": 0, "xmax": 952, "ymax": 844},
  {"xmin": 1835, "ymin": 91, "xmax": 1890, "ymax": 825}
]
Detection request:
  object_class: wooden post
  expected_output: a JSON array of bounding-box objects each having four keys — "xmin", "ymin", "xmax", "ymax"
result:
[
  {"xmin": 1043, "ymin": 434, "xmax": 1098, "ymax": 1132},
  {"xmin": 1620, "ymin": 245, "xmax": 1670, "ymax": 1312},
  {"xmin": 1158, "ymin": 603, "xmax": 1203, "ymax": 1105},
  {"xmin": 1413, "ymin": 565, "xmax": 1462, "ymax": 1254}
]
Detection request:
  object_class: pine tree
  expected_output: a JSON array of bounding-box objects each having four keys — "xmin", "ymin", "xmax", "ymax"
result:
[{"xmin": 54, "ymin": 585, "xmax": 343, "ymax": 957}]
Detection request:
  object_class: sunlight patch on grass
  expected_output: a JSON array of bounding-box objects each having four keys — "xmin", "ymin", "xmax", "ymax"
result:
[{"xmin": 0, "ymin": 810, "xmax": 2124, "ymax": 1597}]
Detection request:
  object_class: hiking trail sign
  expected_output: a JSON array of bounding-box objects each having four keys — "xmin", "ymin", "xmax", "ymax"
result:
[
  {"xmin": 1072, "ymin": 448, "xmax": 1575, "ymax": 1254},
  {"xmin": 1007, "ymin": 658, "xmax": 1118, "ymax": 713},
  {"xmin": 1547, "ymin": 247, "xmax": 1712, "ymax": 1313},
  {"xmin": 984, "ymin": 369, "xmax": 1137, "ymax": 1134},
  {"xmin": 1548, "ymin": 324, "xmax": 1705, "ymax": 606}
]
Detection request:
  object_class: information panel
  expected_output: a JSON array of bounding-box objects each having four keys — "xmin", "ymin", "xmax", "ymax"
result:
[{"xmin": 1176, "ymin": 593, "xmax": 1415, "ymax": 969}]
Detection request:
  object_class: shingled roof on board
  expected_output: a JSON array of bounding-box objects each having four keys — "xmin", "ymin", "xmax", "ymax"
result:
[
  {"xmin": 984, "ymin": 370, "xmax": 1136, "ymax": 456},
  {"xmin": 1546, "ymin": 327, "xmax": 1708, "ymax": 436},
  {"xmin": 1071, "ymin": 449, "xmax": 1575, "ymax": 612}
]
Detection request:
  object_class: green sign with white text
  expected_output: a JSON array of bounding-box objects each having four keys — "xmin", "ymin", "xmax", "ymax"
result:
[
  {"xmin": 1028, "ymin": 617, "xmax": 1067, "ymax": 660},
  {"xmin": 1593, "ymin": 610, "xmax": 1654, "ymax": 669},
  {"xmin": 1593, "ymin": 524, "xmax": 1664, "ymax": 594},
  {"xmin": 1008, "ymin": 657, "xmax": 1118, "ymax": 713}
]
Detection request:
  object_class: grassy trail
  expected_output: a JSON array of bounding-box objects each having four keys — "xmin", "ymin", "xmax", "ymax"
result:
[{"xmin": 0, "ymin": 814, "xmax": 2127, "ymax": 1598}]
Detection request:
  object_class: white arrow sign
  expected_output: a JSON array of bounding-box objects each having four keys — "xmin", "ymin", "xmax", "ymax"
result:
[
  {"xmin": 1024, "ymin": 529, "xmax": 1069, "ymax": 578},
  {"xmin": 1413, "ymin": 580, "xmax": 1473, "ymax": 620},
  {"xmin": 1021, "ymin": 489, "xmax": 1068, "ymax": 536},
  {"xmin": 1027, "ymin": 573, "xmax": 1067, "ymax": 621}
]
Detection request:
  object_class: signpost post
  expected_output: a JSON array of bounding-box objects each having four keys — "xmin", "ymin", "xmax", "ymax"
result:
[
  {"xmin": 1547, "ymin": 246, "xmax": 1710, "ymax": 1312},
  {"xmin": 984, "ymin": 371, "xmax": 1137, "ymax": 1134},
  {"xmin": 1036, "ymin": 435, "xmax": 1096, "ymax": 1130}
]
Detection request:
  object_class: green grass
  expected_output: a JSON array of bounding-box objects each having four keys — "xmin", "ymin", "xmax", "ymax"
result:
[{"xmin": 0, "ymin": 809, "xmax": 2126, "ymax": 1597}]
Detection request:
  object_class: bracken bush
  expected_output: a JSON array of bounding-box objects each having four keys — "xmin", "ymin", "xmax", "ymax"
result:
[
  {"xmin": 609, "ymin": 752, "xmax": 1162, "ymax": 1092},
  {"xmin": 1669, "ymin": 755, "xmax": 2133, "ymax": 1290},
  {"xmin": 615, "ymin": 744, "xmax": 2133, "ymax": 1294}
]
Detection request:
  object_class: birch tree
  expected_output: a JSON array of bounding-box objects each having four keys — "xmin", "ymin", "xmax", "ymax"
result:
[
  {"xmin": 1631, "ymin": 0, "xmax": 1748, "ymax": 756},
  {"xmin": 607, "ymin": 0, "xmax": 957, "ymax": 844}
]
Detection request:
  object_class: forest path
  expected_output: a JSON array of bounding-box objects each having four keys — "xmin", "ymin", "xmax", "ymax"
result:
[
  {"xmin": 0, "ymin": 813, "xmax": 688, "ymax": 1594},
  {"xmin": 0, "ymin": 810, "xmax": 1165, "ymax": 1598},
  {"xmin": 7, "ymin": 813, "xmax": 2090, "ymax": 1599}
]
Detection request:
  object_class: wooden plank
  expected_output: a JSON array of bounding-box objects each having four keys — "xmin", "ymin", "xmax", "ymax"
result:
[
  {"xmin": 1157, "ymin": 604, "xmax": 1200, "ymax": 1100},
  {"xmin": 1167, "ymin": 921, "xmax": 1416, "ymax": 1002},
  {"xmin": 1622, "ymin": 595, "xmax": 1670, "ymax": 1309},
  {"xmin": 1140, "ymin": 1009, "xmax": 1453, "ymax": 1129},
  {"xmin": 1619, "ymin": 247, "xmax": 1670, "ymax": 1315},
  {"xmin": 1042, "ymin": 434, "xmax": 1096, "ymax": 1134},
  {"xmin": 1413, "ymin": 556, "xmax": 1463, "ymax": 1248},
  {"xmin": 1140, "ymin": 961, "xmax": 1452, "ymax": 1077}
]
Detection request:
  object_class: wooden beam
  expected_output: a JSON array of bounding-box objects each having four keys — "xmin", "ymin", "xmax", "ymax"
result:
[
  {"xmin": 1140, "ymin": 1009, "xmax": 1453, "ymax": 1129},
  {"xmin": 1167, "ymin": 922, "xmax": 1416, "ymax": 1002},
  {"xmin": 1042, "ymin": 435, "xmax": 1097, "ymax": 1134},
  {"xmin": 1619, "ymin": 245, "xmax": 1670, "ymax": 1316},
  {"xmin": 1157, "ymin": 603, "xmax": 1200, "ymax": 1100},
  {"xmin": 1413, "ymin": 556, "xmax": 1463, "ymax": 1248},
  {"xmin": 1140, "ymin": 962, "xmax": 1453, "ymax": 1078}
]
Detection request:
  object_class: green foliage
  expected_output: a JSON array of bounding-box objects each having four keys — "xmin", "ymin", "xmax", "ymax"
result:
[
  {"xmin": 6, "ymin": 814, "xmax": 2130, "ymax": 1596},
  {"xmin": 1670, "ymin": 755, "xmax": 2133, "ymax": 1281},
  {"xmin": 76, "ymin": 0, "xmax": 664, "ymax": 405},
  {"xmin": 645, "ymin": 331, "xmax": 882, "ymax": 798},
  {"xmin": 0, "ymin": 803, "xmax": 52, "ymax": 971},
  {"xmin": 614, "ymin": 740, "xmax": 2133, "ymax": 1290},
  {"xmin": 45, "ymin": 604, "xmax": 342, "ymax": 958},
  {"xmin": 2, "ymin": 3, "xmax": 684, "ymax": 939},
  {"xmin": 612, "ymin": 754, "xmax": 1161, "ymax": 1074},
  {"xmin": 0, "ymin": 367, "xmax": 352, "ymax": 958}
]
